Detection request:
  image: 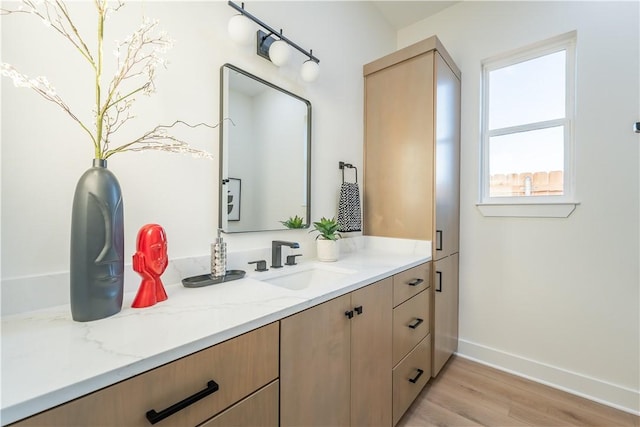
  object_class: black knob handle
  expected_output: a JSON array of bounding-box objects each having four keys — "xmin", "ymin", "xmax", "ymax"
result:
[
  {"xmin": 354, "ymin": 306, "xmax": 363, "ymax": 315},
  {"xmin": 345, "ymin": 310, "xmax": 354, "ymax": 319},
  {"xmin": 408, "ymin": 318, "xmax": 424, "ymax": 329},
  {"xmin": 285, "ymin": 254, "xmax": 303, "ymax": 266},
  {"xmin": 409, "ymin": 369, "xmax": 424, "ymax": 384},
  {"xmin": 146, "ymin": 380, "xmax": 219, "ymax": 424},
  {"xmin": 407, "ymin": 278, "xmax": 424, "ymax": 287},
  {"xmin": 248, "ymin": 260, "xmax": 268, "ymax": 272}
]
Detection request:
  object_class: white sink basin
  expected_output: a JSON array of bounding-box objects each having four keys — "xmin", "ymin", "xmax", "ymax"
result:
[{"xmin": 261, "ymin": 265, "xmax": 357, "ymax": 291}]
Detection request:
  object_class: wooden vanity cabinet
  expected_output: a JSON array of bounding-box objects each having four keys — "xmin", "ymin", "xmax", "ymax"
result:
[
  {"xmin": 11, "ymin": 322, "xmax": 279, "ymax": 427},
  {"xmin": 280, "ymin": 277, "xmax": 393, "ymax": 427},
  {"xmin": 391, "ymin": 262, "xmax": 431, "ymax": 425},
  {"xmin": 364, "ymin": 36, "xmax": 461, "ymax": 378}
]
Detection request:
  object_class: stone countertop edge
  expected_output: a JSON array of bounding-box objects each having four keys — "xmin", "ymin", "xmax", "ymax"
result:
[{"xmin": 1, "ymin": 238, "xmax": 431, "ymax": 425}]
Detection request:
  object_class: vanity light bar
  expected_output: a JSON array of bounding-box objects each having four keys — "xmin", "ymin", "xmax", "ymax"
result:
[{"xmin": 227, "ymin": 1, "xmax": 320, "ymax": 64}]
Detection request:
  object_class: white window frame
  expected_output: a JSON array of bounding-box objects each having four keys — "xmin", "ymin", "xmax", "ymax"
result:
[{"xmin": 477, "ymin": 31, "xmax": 579, "ymax": 218}]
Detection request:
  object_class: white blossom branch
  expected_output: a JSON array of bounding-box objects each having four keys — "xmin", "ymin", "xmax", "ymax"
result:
[
  {"xmin": 1, "ymin": 63, "xmax": 96, "ymax": 145},
  {"xmin": 103, "ymin": 119, "xmax": 235, "ymax": 159}
]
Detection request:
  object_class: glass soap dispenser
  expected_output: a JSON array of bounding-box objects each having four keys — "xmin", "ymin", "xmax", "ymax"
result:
[{"xmin": 211, "ymin": 228, "xmax": 227, "ymax": 278}]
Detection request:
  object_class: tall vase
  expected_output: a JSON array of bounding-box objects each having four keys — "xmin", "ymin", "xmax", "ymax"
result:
[{"xmin": 70, "ymin": 159, "xmax": 124, "ymax": 322}]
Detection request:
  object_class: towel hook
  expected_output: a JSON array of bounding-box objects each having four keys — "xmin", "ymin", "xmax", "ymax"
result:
[{"xmin": 339, "ymin": 161, "xmax": 358, "ymax": 184}]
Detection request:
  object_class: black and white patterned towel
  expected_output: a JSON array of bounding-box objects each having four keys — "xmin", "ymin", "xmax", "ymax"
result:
[{"xmin": 337, "ymin": 182, "xmax": 362, "ymax": 232}]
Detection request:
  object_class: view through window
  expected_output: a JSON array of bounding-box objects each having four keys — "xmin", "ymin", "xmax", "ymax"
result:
[{"xmin": 481, "ymin": 32, "xmax": 576, "ymax": 200}]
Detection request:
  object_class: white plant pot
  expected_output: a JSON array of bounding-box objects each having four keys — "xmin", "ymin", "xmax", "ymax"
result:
[{"xmin": 317, "ymin": 238, "xmax": 339, "ymax": 262}]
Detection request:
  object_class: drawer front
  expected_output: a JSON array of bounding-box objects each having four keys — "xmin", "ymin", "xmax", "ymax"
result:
[
  {"xmin": 393, "ymin": 263, "xmax": 430, "ymax": 307},
  {"xmin": 13, "ymin": 322, "xmax": 279, "ymax": 427},
  {"xmin": 201, "ymin": 380, "xmax": 279, "ymax": 427},
  {"xmin": 392, "ymin": 336, "xmax": 431, "ymax": 426},
  {"xmin": 392, "ymin": 290, "xmax": 430, "ymax": 366}
]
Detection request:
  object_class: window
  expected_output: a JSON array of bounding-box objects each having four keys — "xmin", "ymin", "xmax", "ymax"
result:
[{"xmin": 479, "ymin": 32, "xmax": 578, "ymax": 217}]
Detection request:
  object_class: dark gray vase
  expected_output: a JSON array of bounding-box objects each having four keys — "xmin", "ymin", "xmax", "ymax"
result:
[{"xmin": 70, "ymin": 159, "xmax": 124, "ymax": 322}]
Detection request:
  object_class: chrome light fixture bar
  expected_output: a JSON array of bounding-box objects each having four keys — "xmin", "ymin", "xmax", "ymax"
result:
[{"xmin": 227, "ymin": 1, "xmax": 320, "ymax": 82}]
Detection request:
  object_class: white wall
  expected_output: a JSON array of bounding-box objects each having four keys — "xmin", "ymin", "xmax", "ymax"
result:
[
  {"xmin": 398, "ymin": 1, "xmax": 639, "ymax": 413},
  {"xmin": 1, "ymin": 2, "xmax": 394, "ymax": 276}
]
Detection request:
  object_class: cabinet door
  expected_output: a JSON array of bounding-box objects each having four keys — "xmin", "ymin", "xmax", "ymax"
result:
[
  {"xmin": 433, "ymin": 254, "xmax": 459, "ymax": 376},
  {"xmin": 364, "ymin": 52, "xmax": 435, "ymax": 240},
  {"xmin": 351, "ymin": 278, "xmax": 393, "ymax": 427},
  {"xmin": 434, "ymin": 52, "xmax": 461, "ymax": 260},
  {"xmin": 280, "ymin": 294, "xmax": 352, "ymax": 427}
]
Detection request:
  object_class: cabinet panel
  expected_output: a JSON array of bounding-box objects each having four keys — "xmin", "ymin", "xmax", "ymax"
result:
[
  {"xmin": 434, "ymin": 52, "xmax": 461, "ymax": 260},
  {"xmin": 364, "ymin": 52, "xmax": 435, "ymax": 240},
  {"xmin": 392, "ymin": 336, "xmax": 431, "ymax": 426},
  {"xmin": 393, "ymin": 263, "xmax": 430, "ymax": 308},
  {"xmin": 12, "ymin": 323, "xmax": 279, "ymax": 427},
  {"xmin": 393, "ymin": 290, "xmax": 430, "ymax": 367},
  {"xmin": 200, "ymin": 380, "xmax": 279, "ymax": 427},
  {"xmin": 433, "ymin": 254, "xmax": 459, "ymax": 376},
  {"xmin": 351, "ymin": 278, "xmax": 393, "ymax": 427},
  {"xmin": 280, "ymin": 294, "xmax": 352, "ymax": 427}
]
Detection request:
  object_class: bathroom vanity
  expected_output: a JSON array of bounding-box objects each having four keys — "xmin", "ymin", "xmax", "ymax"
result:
[{"xmin": 2, "ymin": 237, "xmax": 431, "ymax": 427}]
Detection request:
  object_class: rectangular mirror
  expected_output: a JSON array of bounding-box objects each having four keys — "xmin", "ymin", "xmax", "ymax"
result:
[{"xmin": 219, "ymin": 64, "xmax": 311, "ymax": 233}]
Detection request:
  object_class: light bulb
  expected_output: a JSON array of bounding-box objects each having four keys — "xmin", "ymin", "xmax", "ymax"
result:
[
  {"xmin": 269, "ymin": 39, "xmax": 291, "ymax": 67},
  {"xmin": 228, "ymin": 14, "xmax": 253, "ymax": 45},
  {"xmin": 301, "ymin": 60, "xmax": 320, "ymax": 82}
]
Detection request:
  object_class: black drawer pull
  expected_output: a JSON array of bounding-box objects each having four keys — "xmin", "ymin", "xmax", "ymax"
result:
[
  {"xmin": 345, "ymin": 310, "xmax": 354, "ymax": 319},
  {"xmin": 146, "ymin": 380, "xmax": 219, "ymax": 424},
  {"xmin": 408, "ymin": 318, "xmax": 424, "ymax": 329},
  {"xmin": 407, "ymin": 278, "xmax": 424, "ymax": 287},
  {"xmin": 409, "ymin": 368, "xmax": 424, "ymax": 384},
  {"xmin": 354, "ymin": 306, "xmax": 363, "ymax": 315},
  {"xmin": 436, "ymin": 271, "xmax": 442, "ymax": 292}
]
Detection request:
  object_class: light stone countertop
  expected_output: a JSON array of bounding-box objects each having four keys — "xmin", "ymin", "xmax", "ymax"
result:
[{"xmin": 1, "ymin": 236, "xmax": 430, "ymax": 425}]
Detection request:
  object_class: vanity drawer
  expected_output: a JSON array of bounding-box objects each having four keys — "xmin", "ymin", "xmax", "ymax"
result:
[
  {"xmin": 392, "ymin": 289, "xmax": 430, "ymax": 366},
  {"xmin": 392, "ymin": 336, "xmax": 431, "ymax": 426},
  {"xmin": 393, "ymin": 262, "xmax": 430, "ymax": 307},
  {"xmin": 12, "ymin": 322, "xmax": 279, "ymax": 427},
  {"xmin": 201, "ymin": 380, "xmax": 279, "ymax": 427}
]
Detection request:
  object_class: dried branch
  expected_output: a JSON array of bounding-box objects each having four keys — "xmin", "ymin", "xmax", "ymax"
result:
[{"xmin": 2, "ymin": 0, "xmax": 215, "ymax": 161}]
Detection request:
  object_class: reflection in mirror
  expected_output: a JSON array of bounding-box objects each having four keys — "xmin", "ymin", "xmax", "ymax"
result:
[{"xmin": 220, "ymin": 64, "xmax": 311, "ymax": 233}]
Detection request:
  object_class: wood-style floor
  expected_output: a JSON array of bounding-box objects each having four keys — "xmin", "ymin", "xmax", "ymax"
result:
[{"xmin": 397, "ymin": 355, "xmax": 639, "ymax": 427}]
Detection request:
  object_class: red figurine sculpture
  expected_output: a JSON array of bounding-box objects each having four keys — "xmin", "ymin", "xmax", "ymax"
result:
[{"xmin": 132, "ymin": 224, "xmax": 169, "ymax": 308}]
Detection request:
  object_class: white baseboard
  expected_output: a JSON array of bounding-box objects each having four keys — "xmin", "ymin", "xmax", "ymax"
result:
[{"xmin": 457, "ymin": 339, "xmax": 640, "ymax": 416}]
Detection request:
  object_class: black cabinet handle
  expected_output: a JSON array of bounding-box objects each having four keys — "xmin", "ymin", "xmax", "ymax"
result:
[
  {"xmin": 436, "ymin": 271, "xmax": 442, "ymax": 292},
  {"xmin": 354, "ymin": 306, "xmax": 363, "ymax": 315},
  {"xmin": 407, "ymin": 278, "xmax": 424, "ymax": 287},
  {"xmin": 436, "ymin": 230, "xmax": 443, "ymax": 251},
  {"xmin": 408, "ymin": 318, "xmax": 424, "ymax": 329},
  {"xmin": 409, "ymin": 369, "xmax": 424, "ymax": 384},
  {"xmin": 345, "ymin": 310, "xmax": 354, "ymax": 319},
  {"xmin": 146, "ymin": 380, "xmax": 219, "ymax": 425}
]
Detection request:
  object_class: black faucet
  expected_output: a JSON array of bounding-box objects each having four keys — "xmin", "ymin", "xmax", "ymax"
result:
[{"xmin": 271, "ymin": 240, "xmax": 300, "ymax": 268}]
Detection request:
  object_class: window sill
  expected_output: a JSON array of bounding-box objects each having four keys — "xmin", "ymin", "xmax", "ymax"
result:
[{"xmin": 476, "ymin": 202, "xmax": 579, "ymax": 218}]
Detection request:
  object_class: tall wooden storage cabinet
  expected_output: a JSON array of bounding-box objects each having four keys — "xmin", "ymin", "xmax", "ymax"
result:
[{"xmin": 363, "ymin": 36, "xmax": 461, "ymax": 378}]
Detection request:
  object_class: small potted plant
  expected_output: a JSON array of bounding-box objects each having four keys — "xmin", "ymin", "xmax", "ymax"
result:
[
  {"xmin": 310, "ymin": 217, "xmax": 341, "ymax": 262},
  {"xmin": 280, "ymin": 215, "xmax": 306, "ymax": 229}
]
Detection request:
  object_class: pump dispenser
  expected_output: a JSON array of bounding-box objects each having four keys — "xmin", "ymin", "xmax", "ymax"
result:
[{"xmin": 211, "ymin": 229, "xmax": 227, "ymax": 278}]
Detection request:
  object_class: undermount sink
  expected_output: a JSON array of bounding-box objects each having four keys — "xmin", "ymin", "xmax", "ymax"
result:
[{"xmin": 260, "ymin": 265, "xmax": 357, "ymax": 291}]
